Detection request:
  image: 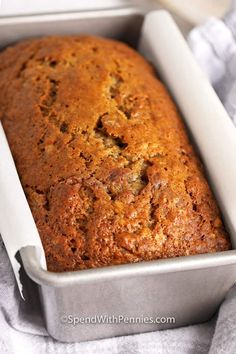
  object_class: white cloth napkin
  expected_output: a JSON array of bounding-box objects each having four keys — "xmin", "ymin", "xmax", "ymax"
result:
[
  {"xmin": 188, "ymin": 8, "xmax": 236, "ymax": 127},
  {"xmin": 1, "ymin": 9, "xmax": 236, "ymax": 354}
]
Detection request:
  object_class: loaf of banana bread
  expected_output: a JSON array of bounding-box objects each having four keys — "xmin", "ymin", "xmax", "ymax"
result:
[{"xmin": 0, "ymin": 35, "xmax": 231, "ymax": 271}]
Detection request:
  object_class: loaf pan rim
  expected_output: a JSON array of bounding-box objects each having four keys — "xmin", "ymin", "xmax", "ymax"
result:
[
  {"xmin": 20, "ymin": 247, "xmax": 236, "ymax": 287},
  {"xmin": 0, "ymin": 6, "xmax": 146, "ymax": 24}
]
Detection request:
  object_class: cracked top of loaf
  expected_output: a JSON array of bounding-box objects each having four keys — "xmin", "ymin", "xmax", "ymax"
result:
[{"xmin": 0, "ymin": 35, "xmax": 231, "ymax": 272}]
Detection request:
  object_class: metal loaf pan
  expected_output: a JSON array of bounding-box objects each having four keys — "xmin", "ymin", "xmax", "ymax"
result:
[{"xmin": 1, "ymin": 7, "xmax": 236, "ymax": 342}]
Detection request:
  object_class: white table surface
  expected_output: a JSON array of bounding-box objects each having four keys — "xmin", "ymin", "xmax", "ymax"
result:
[{"xmin": 0, "ymin": 0, "xmax": 133, "ymax": 16}]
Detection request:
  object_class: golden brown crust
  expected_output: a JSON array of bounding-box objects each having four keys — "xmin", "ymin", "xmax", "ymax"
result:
[{"xmin": 0, "ymin": 35, "xmax": 231, "ymax": 272}]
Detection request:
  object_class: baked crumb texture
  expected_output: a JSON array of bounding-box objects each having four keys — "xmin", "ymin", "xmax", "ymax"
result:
[{"xmin": 0, "ymin": 36, "xmax": 231, "ymax": 271}]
